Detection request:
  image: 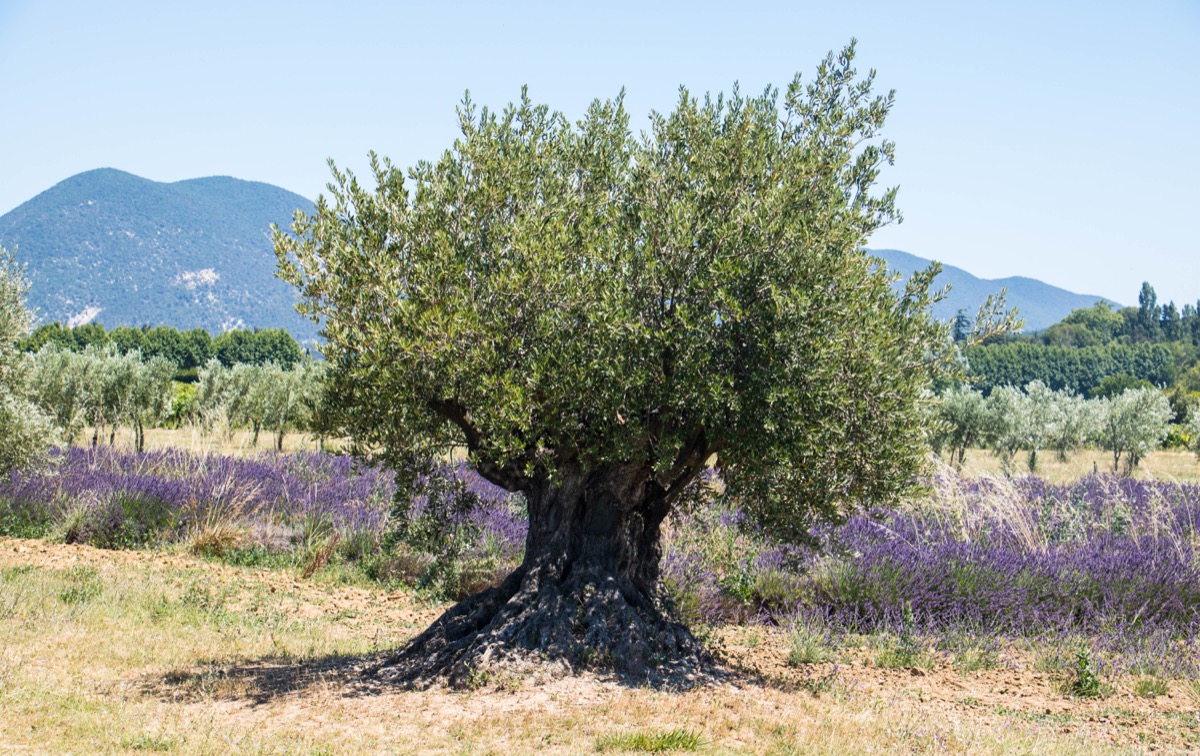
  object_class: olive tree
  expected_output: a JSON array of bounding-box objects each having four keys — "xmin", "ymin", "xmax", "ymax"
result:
[
  {"xmin": 1023, "ymin": 380, "xmax": 1057, "ymax": 472},
  {"xmin": 983, "ymin": 385, "xmax": 1028, "ymax": 473},
  {"xmin": 122, "ymin": 352, "xmax": 175, "ymax": 452},
  {"xmin": 0, "ymin": 247, "xmax": 56, "ymax": 472},
  {"xmin": 1048, "ymin": 390, "xmax": 1100, "ymax": 462},
  {"xmin": 933, "ymin": 386, "xmax": 987, "ymax": 470},
  {"xmin": 27, "ymin": 343, "xmax": 97, "ymax": 444},
  {"xmin": 276, "ymin": 45, "xmax": 977, "ymax": 684},
  {"xmin": 1099, "ymin": 387, "xmax": 1172, "ymax": 474}
]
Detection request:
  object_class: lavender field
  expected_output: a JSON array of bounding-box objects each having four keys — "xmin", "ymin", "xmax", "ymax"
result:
[{"xmin": 2, "ymin": 446, "xmax": 1198, "ymax": 684}]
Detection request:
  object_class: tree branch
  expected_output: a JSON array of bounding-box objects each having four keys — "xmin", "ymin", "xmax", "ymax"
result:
[{"xmin": 428, "ymin": 398, "xmax": 528, "ymax": 491}]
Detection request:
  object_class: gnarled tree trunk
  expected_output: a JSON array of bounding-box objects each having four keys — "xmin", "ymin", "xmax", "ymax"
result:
[{"xmin": 372, "ymin": 461, "xmax": 708, "ymax": 688}]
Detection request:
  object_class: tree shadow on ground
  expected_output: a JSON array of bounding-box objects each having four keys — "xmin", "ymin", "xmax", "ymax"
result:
[
  {"xmin": 141, "ymin": 646, "xmax": 803, "ymax": 705},
  {"xmin": 144, "ymin": 651, "xmax": 390, "ymax": 706}
]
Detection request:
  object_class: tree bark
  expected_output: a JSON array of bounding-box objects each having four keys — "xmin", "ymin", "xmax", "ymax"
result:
[{"xmin": 372, "ymin": 460, "xmax": 708, "ymax": 688}]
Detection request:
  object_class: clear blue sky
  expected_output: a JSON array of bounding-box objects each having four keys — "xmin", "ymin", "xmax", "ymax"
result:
[{"xmin": 2, "ymin": 0, "xmax": 1197, "ymax": 307}]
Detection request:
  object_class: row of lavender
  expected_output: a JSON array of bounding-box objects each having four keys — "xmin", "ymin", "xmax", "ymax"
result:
[{"xmin": 2, "ymin": 447, "xmax": 1197, "ymax": 672}]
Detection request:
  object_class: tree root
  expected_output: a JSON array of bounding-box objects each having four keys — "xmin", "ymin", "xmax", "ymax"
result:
[{"xmin": 366, "ymin": 562, "xmax": 711, "ymax": 690}]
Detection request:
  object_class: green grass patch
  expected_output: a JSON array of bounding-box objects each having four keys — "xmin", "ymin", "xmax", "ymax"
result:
[
  {"xmin": 57, "ymin": 565, "xmax": 103, "ymax": 605},
  {"xmin": 994, "ymin": 706, "xmax": 1075, "ymax": 725},
  {"xmin": 952, "ymin": 647, "xmax": 1001, "ymax": 672},
  {"xmin": 595, "ymin": 728, "xmax": 703, "ymax": 752},
  {"xmin": 119, "ymin": 733, "xmax": 175, "ymax": 751},
  {"xmin": 786, "ymin": 626, "xmax": 835, "ymax": 666},
  {"xmin": 871, "ymin": 634, "xmax": 936, "ymax": 671},
  {"xmin": 1134, "ymin": 676, "xmax": 1169, "ymax": 698}
]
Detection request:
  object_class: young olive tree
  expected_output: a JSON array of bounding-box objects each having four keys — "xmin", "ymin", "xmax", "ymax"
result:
[
  {"xmin": 1049, "ymin": 390, "xmax": 1100, "ymax": 462},
  {"xmin": 195, "ymin": 358, "xmax": 234, "ymax": 435},
  {"xmin": 933, "ymin": 386, "xmax": 987, "ymax": 470},
  {"xmin": 276, "ymin": 46, "xmax": 976, "ymax": 683},
  {"xmin": 984, "ymin": 385, "xmax": 1029, "ymax": 474},
  {"xmin": 27, "ymin": 343, "xmax": 97, "ymax": 444},
  {"xmin": 1023, "ymin": 380, "xmax": 1057, "ymax": 472},
  {"xmin": 263, "ymin": 361, "xmax": 317, "ymax": 451},
  {"xmin": 0, "ymin": 247, "xmax": 57, "ymax": 473},
  {"xmin": 1099, "ymin": 387, "xmax": 1172, "ymax": 474}
]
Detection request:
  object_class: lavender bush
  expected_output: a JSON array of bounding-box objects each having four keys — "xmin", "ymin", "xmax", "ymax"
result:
[{"xmin": 0, "ymin": 446, "xmax": 394, "ymax": 549}]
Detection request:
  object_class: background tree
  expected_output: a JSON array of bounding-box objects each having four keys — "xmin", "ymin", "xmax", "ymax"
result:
[
  {"xmin": 1134, "ymin": 282, "xmax": 1160, "ymax": 342},
  {"xmin": 1189, "ymin": 408, "xmax": 1200, "ymax": 460},
  {"xmin": 0, "ymin": 247, "xmax": 57, "ymax": 473},
  {"xmin": 1048, "ymin": 390, "xmax": 1099, "ymax": 462},
  {"xmin": 932, "ymin": 386, "xmax": 987, "ymax": 469},
  {"xmin": 1099, "ymin": 387, "xmax": 1172, "ymax": 473},
  {"xmin": 276, "ymin": 45, "xmax": 997, "ymax": 684},
  {"xmin": 1023, "ymin": 380, "xmax": 1057, "ymax": 472},
  {"xmin": 983, "ymin": 385, "xmax": 1028, "ymax": 473}
]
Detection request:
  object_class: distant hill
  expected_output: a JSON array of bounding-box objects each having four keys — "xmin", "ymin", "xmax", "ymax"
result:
[
  {"xmin": 0, "ymin": 169, "xmax": 1113, "ymax": 340},
  {"xmin": 0, "ymin": 168, "xmax": 318, "ymax": 341},
  {"xmin": 870, "ymin": 249, "xmax": 1117, "ymax": 332}
]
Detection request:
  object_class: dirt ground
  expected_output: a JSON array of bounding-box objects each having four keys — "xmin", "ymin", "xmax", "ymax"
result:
[{"xmin": 1, "ymin": 538, "xmax": 1197, "ymax": 754}]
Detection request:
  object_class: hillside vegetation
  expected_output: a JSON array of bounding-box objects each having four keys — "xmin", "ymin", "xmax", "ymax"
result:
[{"xmin": 0, "ymin": 168, "xmax": 317, "ymax": 341}]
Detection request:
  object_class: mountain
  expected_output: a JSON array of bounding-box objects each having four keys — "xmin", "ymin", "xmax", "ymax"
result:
[
  {"xmin": 0, "ymin": 169, "xmax": 1113, "ymax": 339},
  {"xmin": 0, "ymin": 168, "xmax": 318, "ymax": 341},
  {"xmin": 870, "ymin": 249, "xmax": 1116, "ymax": 332}
]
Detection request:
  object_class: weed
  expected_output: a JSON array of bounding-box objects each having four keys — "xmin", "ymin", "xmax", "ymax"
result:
[
  {"xmin": 185, "ymin": 517, "xmax": 248, "ymax": 558},
  {"xmin": 953, "ymin": 647, "xmax": 1001, "ymax": 672},
  {"xmin": 1065, "ymin": 645, "xmax": 1108, "ymax": 698},
  {"xmin": 595, "ymin": 728, "xmax": 703, "ymax": 752},
  {"xmin": 119, "ymin": 733, "xmax": 174, "ymax": 751},
  {"xmin": 786, "ymin": 624, "xmax": 834, "ymax": 666},
  {"xmin": 1134, "ymin": 676, "xmax": 1168, "ymax": 698},
  {"xmin": 1186, "ymin": 677, "xmax": 1200, "ymax": 706},
  {"xmin": 460, "ymin": 663, "xmax": 492, "ymax": 691},
  {"xmin": 1033, "ymin": 645, "xmax": 1073, "ymax": 674}
]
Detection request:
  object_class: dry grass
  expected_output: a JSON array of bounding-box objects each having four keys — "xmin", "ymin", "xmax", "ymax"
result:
[
  {"xmin": 2, "ymin": 538, "xmax": 1197, "ymax": 754},
  {"xmin": 954, "ymin": 448, "xmax": 1200, "ymax": 483},
  {"xmin": 76, "ymin": 426, "xmax": 342, "ymax": 456}
]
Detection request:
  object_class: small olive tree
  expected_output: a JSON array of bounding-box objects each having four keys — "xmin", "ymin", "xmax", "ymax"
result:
[
  {"xmin": 1098, "ymin": 387, "xmax": 1172, "ymax": 474},
  {"xmin": 933, "ymin": 386, "xmax": 987, "ymax": 469},
  {"xmin": 983, "ymin": 385, "xmax": 1028, "ymax": 473},
  {"xmin": 1023, "ymin": 380, "xmax": 1058, "ymax": 472},
  {"xmin": 0, "ymin": 247, "xmax": 57, "ymax": 473},
  {"xmin": 1048, "ymin": 390, "xmax": 1100, "ymax": 462},
  {"xmin": 276, "ymin": 45, "xmax": 995, "ymax": 684}
]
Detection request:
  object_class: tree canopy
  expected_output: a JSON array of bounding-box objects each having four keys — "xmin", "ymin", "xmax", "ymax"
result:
[
  {"xmin": 279, "ymin": 44, "xmax": 952, "ymax": 541},
  {"xmin": 275, "ymin": 44, "xmax": 972, "ymax": 682}
]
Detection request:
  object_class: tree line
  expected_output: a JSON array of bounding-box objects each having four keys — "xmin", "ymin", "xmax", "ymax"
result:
[
  {"xmin": 17, "ymin": 321, "xmax": 305, "ymax": 376},
  {"xmin": 929, "ymin": 381, "xmax": 1197, "ymax": 475},
  {"xmin": 24, "ymin": 344, "xmax": 327, "ymax": 452},
  {"xmin": 960, "ymin": 282, "xmax": 1200, "ymax": 433}
]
